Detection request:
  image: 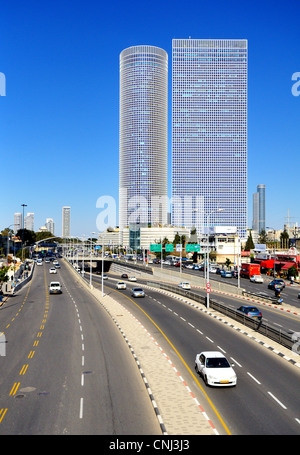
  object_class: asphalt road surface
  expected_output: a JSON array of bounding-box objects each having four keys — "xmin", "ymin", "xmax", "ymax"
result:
[{"xmin": 0, "ymin": 262, "xmax": 161, "ymax": 435}]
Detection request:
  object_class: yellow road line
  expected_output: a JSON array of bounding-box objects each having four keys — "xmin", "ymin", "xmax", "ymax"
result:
[
  {"xmin": 9, "ymin": 382, "xmax": 20, "ymax": 396},
  {"xmin": 0, "ymin": 408, "xmax": 7, "ymax": 423}
]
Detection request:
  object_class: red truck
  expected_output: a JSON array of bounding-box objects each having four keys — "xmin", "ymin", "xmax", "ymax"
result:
[{"xmin": 240, "ymin": 263, "xmax": 261, "ymax": 279}]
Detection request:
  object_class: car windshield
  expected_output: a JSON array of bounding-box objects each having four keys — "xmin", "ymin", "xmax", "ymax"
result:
[
  {"xmin": 206, "ymin": 357, "xmax": 230, "ymax": 368},
  {"xmin": 247, "ymin": 307, "xmax": 258, "ymax": 312},
  {"xmin": 134, "ymin": 288, "xmax": 143, "ymax": 292}
]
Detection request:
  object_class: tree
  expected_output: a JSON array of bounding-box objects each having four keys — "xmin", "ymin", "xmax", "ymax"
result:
[
  {"xmin": 288, "ymin": 265, "xmax": 297, "ymax": 278},
  {"xmin": 258, "ymin": 229, "xmax": 267, "ymax": 245},
  {"xmin": 0, "ymin": 266, "xmax": 9, "ymax": 284},
  {"xmin": 245, "ymin": 231, "xmax": 254, "ymax": 251}
]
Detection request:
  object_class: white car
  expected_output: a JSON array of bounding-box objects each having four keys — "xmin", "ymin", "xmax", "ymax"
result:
[
  {"xmin": 36, "ymin": 259, "xmax": 43, "ymax": 266},
  {"xmin": 49, "ymin": 267, "xmax": 57, "ymax": 274},
  {"xmin": 116, "ymin": 281, "xmax": 126, "ymax": 290},
  {"xmin": 178, "ymin": 282, "xmax": 191, "ymax": 290},
  {"xmin": 250, "ymin": 275, "xmax": 264, "ymax": 283},
  {"xmin": 128, "ymin": 276, "xmax": 137, "ymax": 282},
  {"xmin": 195, "ymin": 351, "xmax": 237, "ymax": 387},
  {"xmin": 49, "ymin": 282, "xmax": 62, "ymax": 294}
]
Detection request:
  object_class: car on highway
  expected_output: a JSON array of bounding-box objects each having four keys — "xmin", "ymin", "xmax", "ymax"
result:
[
  {"xmin": 49, "ymin": 267, "xmax": 57, "ymax": 274},
  {"xmin": 100, "ymin": 274, "xmax": 108, "ymax": 280},
  {"xmin": 178, "ymin": 282, "xmax": 191, "ymax": 289},
  {"xmin": 237, "ymin": 305, "xmax": 262, "ymax": 320},
  {"xmin": 116, "ymin": 281, "xmax": 126, "ymax": 290},
  {"xmin": 250, "ymin": 275, "xmax": 264, "ymax": 283},
  {"xmin": 121, "ymin": 274, "xmax": 128, "ymax": 279},
  {"xmin": 36, "ymin": 259, "xmax": 43, "ymax": 266},
  {"xmin": 131, "ymin": 287, "xmax": 145, "ymax": 298},
  {"xmin": 220, "ymin": 270, "xmax": 232, "ymax": 278},
  {"xmin": 128, "ymin": 276, "xmax": 137, "ymax": 281},
  {"xmin": 195, "ymin": 351, "xmax": 237, "ymax": 387},
  {"xmin": 268, "ymin": 279, "xmax": 285, "ymax": 290},
  {"xmin": 49, "ymin": 282, "xmax": 62, "ymax": 294}
]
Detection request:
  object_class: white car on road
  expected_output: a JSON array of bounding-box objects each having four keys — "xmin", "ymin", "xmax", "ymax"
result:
[
  {"xmin": 178, "ymin": 282, "xmax": 191, "ymax": 290},
  {"xmin": 195, "ymin": 351, "xmax": 237, "ymax": 387},
  {"xmin": 250, "ymin": 275, "xmax": 264, "ymax": 283},
  {"xmin": 49, "ymin": 267, "xmax": 57, "ymax": 274},
  {"xmin": 128, "ymin": 276, "xmax": 137, "ymax": 282},
  {"xmin": 116, "ymin": 281, "xmax": 126, "ymax": 290}
]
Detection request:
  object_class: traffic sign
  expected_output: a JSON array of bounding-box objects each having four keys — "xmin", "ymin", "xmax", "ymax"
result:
[
  {"xmin": 186, "ymin": 244, "xmax": 201, "ymax": 252},
  {"xmin": 206, "ymin": 288, "xmax": 211, "ymax": 293},
  {"xmin": 165, "ymin": 244, "xmax": 174, "ymax": 252},
  {"xmin": 150, "ymin": 244, "xmax": 162, "ymax": 252},
  {"xmin": 206, "ymin": 282, "xmax": 211, "ymax": 288}
]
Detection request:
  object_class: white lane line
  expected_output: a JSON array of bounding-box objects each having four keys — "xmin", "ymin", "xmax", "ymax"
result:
[
  {"xmin": 79, "ymin": 397, "xmax": 84, "ymax": 418},
  {"xmin": 247, "ymin": 372, "xmax": 261, "ymax": 384},
  {"xmin": 267, "ymin": 392, "xmax": 287, "ymax": 409}
]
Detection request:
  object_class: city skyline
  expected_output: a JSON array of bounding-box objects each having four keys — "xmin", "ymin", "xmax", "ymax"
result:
[{"xmin": 0, "ymin": 1, "xmax": 299, "ymax": 236}]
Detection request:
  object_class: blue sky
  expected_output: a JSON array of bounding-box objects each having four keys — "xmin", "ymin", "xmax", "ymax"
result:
[{"xmin": 0, "ymin": 0, "xmax": 299, "ymax": 237}]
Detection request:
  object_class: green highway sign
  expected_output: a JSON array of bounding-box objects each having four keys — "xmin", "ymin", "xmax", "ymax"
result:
[
  {"xmin": 165, "ymin": 244, "xmax": 174, "ymax": 252},
  {"xmin": 150, "ymin": 244, "xmax": 162, "ymax": 252},
  {"xmin": 186, "ymin": 244, "xmax": 201, "ymax": 252}
]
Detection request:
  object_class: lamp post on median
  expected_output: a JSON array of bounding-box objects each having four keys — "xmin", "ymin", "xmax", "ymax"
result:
[
  {"xmin": 206, "ymin": 207, "xmax": 224, "ymax": 309},
  {"xmin": 266, "ymin": 227, "xmax": 276, "ymax": 278}
]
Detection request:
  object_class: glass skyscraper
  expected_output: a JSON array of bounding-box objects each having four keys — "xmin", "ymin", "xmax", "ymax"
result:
[
  {"xmin": 119, "ymin": 45, "xmax": 168, "ymax": 231},
  {"xmin": 172, "ymin": 39, "xmax": 247, "ymax": 237},
  {"xmin": 252, "ymin": 184, "xmax": 265, "ymax": 233}
]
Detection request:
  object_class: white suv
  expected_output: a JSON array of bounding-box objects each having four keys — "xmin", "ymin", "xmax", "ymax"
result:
[{"xmin": 49, "ymin": 282, "xmax": 62, "ymax": 294}]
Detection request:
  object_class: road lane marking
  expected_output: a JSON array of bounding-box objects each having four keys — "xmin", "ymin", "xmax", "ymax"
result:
[
  {"xmin": 19, "ymin": 364, "xmax": 29, "ymax": 375},
  {"xmin": 247, "ymin": 372, "xmax": 261, "ymax": 384},
  {"xmin": 267, "ymin": 391, "xmax": 287, "ymax": 409},
  {"xmin": 9, "ymin": 382, "xmax": 20, "ymax": 396},
  {"xmin": 0, "ymin": 408, "xmax": 7, "ymax": 423}
]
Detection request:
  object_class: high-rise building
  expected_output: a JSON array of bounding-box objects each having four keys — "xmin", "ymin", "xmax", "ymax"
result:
[
  {"xmin": 46, "ymin": 218, "xmax": 55, "ymax": 235},
  {"xmin": 119, "ymin": 45, "xmax": 168, "ymax": 232},
  {"xmin": 172, "ymin": 39, "xmax": 248, "ymax": 238},
  {"xmin": 252, "ymin": 184, "xmax": 265, "ymax": 233},
  {"xmin": 24, "ymin": 212, "xmax": 34, "ymax": 231},
  {"xmin": 62, "ymin": 206, "xmax": 71, "ymax": 237},
  {"xmin": 14, "ymin": 213, "xmax": 22, "ymax": 232}
]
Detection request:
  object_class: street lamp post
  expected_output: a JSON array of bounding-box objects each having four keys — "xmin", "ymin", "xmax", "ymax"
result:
[
  {"xmin": 206, "ymin": 208, "xmax": 224, "ymax": 309},
  {"xmin": 266, "ymin": 227, "xmax": 276, "ymax": 278}
]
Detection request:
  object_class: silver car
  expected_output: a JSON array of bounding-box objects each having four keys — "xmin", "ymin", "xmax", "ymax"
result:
[{"xmin": 131, "ymin": 287, "xmax": 145, "ymax": 298}]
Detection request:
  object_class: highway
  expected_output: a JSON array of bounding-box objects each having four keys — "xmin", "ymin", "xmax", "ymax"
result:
[
  {"xmin": 0, "ymin": 261, "xmax": 161, "ymax": 435},
  {"xmin": 90, "ymin": 272, "xmax": 300, "ymax": 435},
  {"xmin": 1, "ymin": 258, "xmax": 300, "ymax": 435}
]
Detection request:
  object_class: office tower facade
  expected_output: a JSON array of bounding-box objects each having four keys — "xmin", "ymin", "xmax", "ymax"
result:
[
  {"xmin": 14, "ymin": 213, "xmax": 22, "ymax": 232},
  {"xmin": 119, "ymin": 45, "xmax": 168, "ymax": 232},
  {"xmin": 24, "ymin": 212, "xmax": 34, "ymax": 231},
  {"xmin": 172, "ymin": 39, "xmax": 248, "ymax": 237},
  {"xmin": 252, "ymin": 184, "xmax": 265, "ymax": 233},
  {"xmin": 46, "ymin": 218, "xmax": 55, "ymax": 235},
  {"xmin": 62, "ymin": 206, "xmax": 71, "ymax": 237}
]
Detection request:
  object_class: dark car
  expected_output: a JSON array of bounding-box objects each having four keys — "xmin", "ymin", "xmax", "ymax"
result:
[
  {"xmin": 121, "ymin": 273, "xmax": 128, "ymax": 279},
  {"xmin": 237, "ymin": 305, "xmax": 262, "ymax": 320},
  {"xmin": 268, "ymin": 279, "xmax": 285, "ymax": 290}
]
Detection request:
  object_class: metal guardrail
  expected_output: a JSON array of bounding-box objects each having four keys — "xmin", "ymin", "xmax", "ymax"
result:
[{"xmin": 146, "ymin": 281, "xmax": 295, "ymax": 351}]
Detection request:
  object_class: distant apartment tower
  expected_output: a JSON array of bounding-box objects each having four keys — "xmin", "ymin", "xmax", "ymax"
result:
[
  {"xmin": 14, "ymin": 213, "xmax": 22, "ymax": 232},
  {"xmin": 119, "ymin": 45, "xmax": 168, "ymax": 231},
  {"xmin": 252, "ymin": 184, "xmax": 265, "ymax": 232},
  {"xmin": 46, "ymin": 218, "xmax": 55, "ymax": 235},
  {"xmin": 24, "ymin": 212, "xmax": 34, "ymax": 231},
  {"xmin": 172, "ymin": 39, "xmax": 248, "ymax": 238},
  {"xmin": 62, "ymin": 206, "xmax": 71, "ymax": 237}
]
